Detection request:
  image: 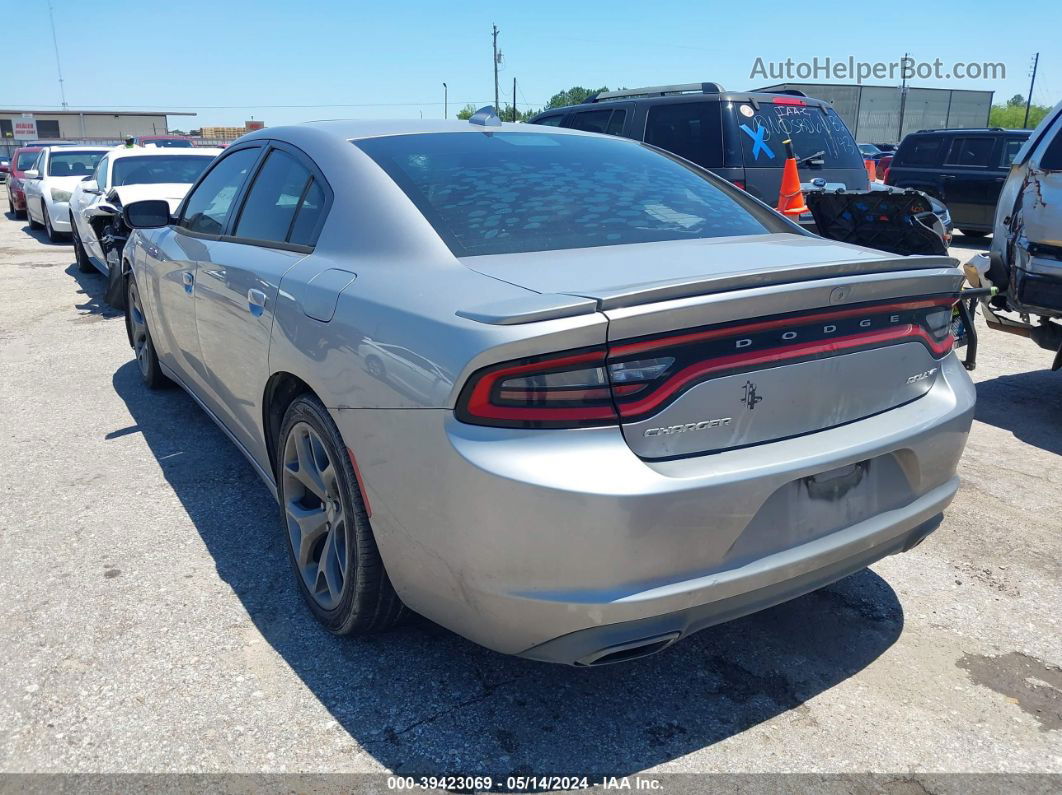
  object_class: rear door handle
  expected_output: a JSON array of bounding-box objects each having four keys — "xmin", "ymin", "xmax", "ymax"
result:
[
  {"xmin": 247, "ymin": 288, "xmax": 267, "ymax": 316},
  {"xmin": 941, "ymin": 175, "xmax": 956, "ymax": 180},
  {"xmin": 182, "ymin": 271, "xmax": 194, "ymax": 293}
]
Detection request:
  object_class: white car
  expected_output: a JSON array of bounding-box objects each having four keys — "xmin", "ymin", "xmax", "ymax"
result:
[
  {"xmin": 22, "ymin": 146, "xmax": 108, "ymax": 241},
  {"xmin": 69, "ymin": 147, "xmax": 221, "ymax": 306}
]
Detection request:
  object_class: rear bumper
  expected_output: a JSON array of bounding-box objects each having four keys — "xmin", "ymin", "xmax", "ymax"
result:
[{"xmin": 331, "ymin": 353, "xmax": 975, "ymax": 662}]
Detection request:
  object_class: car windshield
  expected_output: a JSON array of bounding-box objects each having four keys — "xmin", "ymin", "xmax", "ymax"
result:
[
  {"xmin": 737, "ymin": 104, "xmax": 864, "ymax": 169},
  {"xmin": 46, "ymin": 151, "xmax": 106, "ymax": 177},
  {"xmin": 112, "ymin": 155, "xmax": 215, "ymax": 186},
  {"xmin": 355, "ymin": 132, "xmax": 768, "ymax": 256},
  {"xmin": 16, "ymin": 152, "xmax": 39, "ymax": 170}
]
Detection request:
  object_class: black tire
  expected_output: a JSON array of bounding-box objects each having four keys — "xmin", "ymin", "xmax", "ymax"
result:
[
  {"xmin": 277, "ymin": 394, "xmax": 406, "ymax": 634},
  {"xmin": 71, "ymin": 220, "xmax": 94, "ymax": 273},
  {"xmin": 960, "ymin": 230, "xmax": 989, "ymax": 239},
  {"xmin": 104, "ymin": 255, "xmax": 127, "ymax": 309},
  {"xmin": 125, "ymin": 274, "xmax": 170, "ymax": 389}
]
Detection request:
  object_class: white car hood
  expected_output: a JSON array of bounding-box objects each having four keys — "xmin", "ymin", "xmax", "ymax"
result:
[{"xmin": 109, "ymin": 182, "xmax": 194, "ymax": 213}]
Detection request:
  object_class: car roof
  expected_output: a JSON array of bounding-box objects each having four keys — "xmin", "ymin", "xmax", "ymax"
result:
[
  {"xmin": 239, "ymin": 117, "xmax": 605, "ymax": 144},
  {"xmin": 908, "ymin": 128, "xmax": 1031, "ymax": 136},
  {"xmin": 535, "ymin": 89, "xmax": 833, "ymax": 116},
  {"xmin": 41, "ymin": 145, "xmax": 111, "ymax": 154},
  {"xmin": 109, "ymin": 147, "xmax": 223, "ymax": 160}
]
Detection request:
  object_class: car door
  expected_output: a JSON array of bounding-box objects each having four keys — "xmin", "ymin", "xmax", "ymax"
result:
[
  {"xmin": 149, "ymin": 145, "xmax": 264, "ymax": 399},
  {"xmin": 940, "ymin": 135, "xmax": 1000, "ymax": 229},
  {"xmin": 193, "ymin": 142, "xmax": 330, "ymax": 465},
  {"xmin": 23, "ymin": 150, "xmax": 45, "ymax": 222}
]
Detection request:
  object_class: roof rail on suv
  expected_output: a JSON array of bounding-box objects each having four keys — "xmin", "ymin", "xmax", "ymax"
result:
[{"xmin": 585, "ymin": 82, "xmax": 725, "ymax": 103}]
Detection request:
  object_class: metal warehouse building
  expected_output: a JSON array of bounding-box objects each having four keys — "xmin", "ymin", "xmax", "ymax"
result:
[
  {"xmin": 1, "ymin": 109, "xmax": 195, "ymax": 155},
  {"xmin": 756, "ymin": 84, "xmax": 993, "ymax": 144}
]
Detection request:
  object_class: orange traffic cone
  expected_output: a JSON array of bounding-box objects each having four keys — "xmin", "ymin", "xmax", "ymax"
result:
[
  {"xmin": 865, "ymin": 158, "xmax": 877, "ymax": 183},
  {"xmin": 776, "ymin": 139, "xmax": 809, "ymax": 217}
]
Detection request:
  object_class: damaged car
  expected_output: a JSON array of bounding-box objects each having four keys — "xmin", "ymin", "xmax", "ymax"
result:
[
  {"xmin": 69, "ymin": 147, "xmax": 221, "ymax": 306},
  {"xmin": 967, "ymin": 100, "xmax": 1062, "ymax": 369}
]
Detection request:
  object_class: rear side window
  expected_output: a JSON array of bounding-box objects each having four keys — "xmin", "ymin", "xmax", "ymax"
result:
[
  {"xmin": 532, "ymin": 115, "xmax": 565, "ymax": 127},
  {"xmin": 896, "ymin": 136, "xmax": 944, "ymax": 166},
  {"xmin": 180, "ymin": 147, "xmax": 259, "ymax": 235},
  {"xmin": 568, "ymin": 110, "xmax": 613, "ymax": 133},
  {"xmin": 234, "ymin": 149, "xmax": 312, "ymax": 243},
  {"xmin": 645, "ymin": 102, "xmax": 724, "ymax": 168},
  {"xmin": 945, "ymin": 137, "xmax": 995, "ymax": 167},
  {"xmin": 288, "ymin": 179, "xmax": 326, "ymax": 246},
  {"xmin": 1000, "ymin": 138, "xmax": 1026, "ymax": 167},
  {"xmin": 16, "ymin": 151, "xmax": 39, "ymax": 170},
  {"xmin": 355, "ymin": 131, "xmax": 769, "ymax": 257},
  {"xmin": 1038, "ymin": 127, "xmax": 1062, "ymax": 170}
]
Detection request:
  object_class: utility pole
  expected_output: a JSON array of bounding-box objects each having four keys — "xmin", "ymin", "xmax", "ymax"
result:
[
  {"xmin": 1024, "ymin": 52, "xmax": 1040, "ymax": 128},
  {"xmin": 897, "ymin": 52, "xmax": 909, "ymax": 142},
  {"xmin": 512, "ymin": 77, "xmax": 517, "ymax": 122},
  {"xmin": 492, "ymin": 24, "xmax": 500, "ymax": 113},
  {"xmin": 443, "ymin": 82, "xmax": 448, "ymax": 119}
]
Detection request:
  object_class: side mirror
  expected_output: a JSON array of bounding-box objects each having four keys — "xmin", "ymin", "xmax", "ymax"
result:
[
  {"xmin": 24, "ymin": 169, "xmax": 39, "ymax": 179},
  {"xmin": 82, "ymin": 179, "xmax": 100, "ymax": 195},
  {"xmin": 123, "ymin": 199, "xmax": 171, "ymax": 229}
]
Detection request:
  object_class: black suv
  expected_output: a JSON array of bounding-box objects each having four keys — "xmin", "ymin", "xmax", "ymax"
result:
[
  {"xmin": 884, "ymin": 128, "xmax": 1031, "ymax": 236},
  {"xmin": 528, "ymin": 83, "xmax": 870, "ymax": 217}
]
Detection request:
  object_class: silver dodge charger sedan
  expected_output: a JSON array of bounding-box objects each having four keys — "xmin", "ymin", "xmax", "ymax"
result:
[{"xmin": 119, "ymin": 115, "xmax": 975, "ymax": 665}]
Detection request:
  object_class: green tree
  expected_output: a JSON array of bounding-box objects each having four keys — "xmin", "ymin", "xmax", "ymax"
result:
[
  {"xmin": 1007, "ymin": 94, "xmax": 1025, "ymax": 108},
  {"xmin": 544, "ymin": 86, "xmax": 611, "ymax": 109},
  {"xmin": 456, "ymin": 104, "xmax": 477, "ymax": 120},
  {"xmin": 989, "ymin": 102, "xmax": 1051, "ymax": 129}
]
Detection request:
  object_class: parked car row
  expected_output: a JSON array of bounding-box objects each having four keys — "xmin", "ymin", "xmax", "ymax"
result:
[{"xmin": 7, "ymin": 142, "xmax": 220, "ymax": 306}]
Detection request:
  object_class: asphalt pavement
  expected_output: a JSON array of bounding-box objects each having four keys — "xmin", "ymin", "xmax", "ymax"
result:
[{"xmin": 0, "ymin": 212, "xmax": 1059, "ymax": 781}]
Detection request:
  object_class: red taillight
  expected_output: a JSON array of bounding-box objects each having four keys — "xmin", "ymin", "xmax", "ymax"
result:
[
  {"xmin": 882, "ymin": 166, "xmax": 891, "ymax": 184},
  {"xmin": 455, "ymin": 347, "xmax": 620, "ymax": 428},
  {"xmin": 456, "ymin": 297, "xmax": 956, "ymax": 429},
  {"xmin": 773, "ymin": 97, "xmax": 807, "ymax": 106},
  {"xmin": 732, "ymin": 179, "xmax": 746, "ymax": 191}
]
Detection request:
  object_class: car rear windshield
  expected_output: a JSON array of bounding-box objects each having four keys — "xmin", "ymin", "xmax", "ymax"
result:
[
  {"xmin": 47, "ymin": 151, "xmax": 106, "ymax": 177},
  {"xmin": 736, "ymin": 103, "xmax": 864, "ymax": 169},
  {"xmin": 112, "ymin": 155, "xmax": 215, "ymax": 186},
  {"xmin": 355, "ymin": 132, "xmax": 768, "ymax": 256},
  {"xmin": 143, "ymin": 139, "xmax": 194, "ymax": 148},
  {"xmin": 16, "ymin": 151, "xmax": 39, "ymax": 170}
]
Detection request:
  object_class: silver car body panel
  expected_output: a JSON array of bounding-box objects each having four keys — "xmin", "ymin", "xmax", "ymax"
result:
[{"xmin": 126, "ymin": 119, "xmax": 975, "ymax": 662}]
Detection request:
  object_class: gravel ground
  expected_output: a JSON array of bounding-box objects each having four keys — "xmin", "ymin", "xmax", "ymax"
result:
[{"xmin": 0, "ymin": 212, "xmax": 1059, "ymax": 780}]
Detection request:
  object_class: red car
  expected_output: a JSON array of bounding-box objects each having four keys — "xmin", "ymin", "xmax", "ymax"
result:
[{"xmin": 6, "ymin": 145, "xmax": 42, "ymax": 218}]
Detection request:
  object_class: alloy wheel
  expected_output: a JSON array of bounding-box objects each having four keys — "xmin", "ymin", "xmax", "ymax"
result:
[
  {"xmin": 282, "ymin": 422, "xmax": 351, "ymax": 611},
  {"xmin": 127, "ymin": 280, "xmax": 152, "ymax": 379}
]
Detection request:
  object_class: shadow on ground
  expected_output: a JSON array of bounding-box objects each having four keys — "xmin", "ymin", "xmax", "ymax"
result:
[
  {"xmin": 975, "ymin": 368, "xmax": 1062, "ymax": 456},
  {"xmin": 65, "ymin": 262, "xmax": 123, "ymax": 320},
  {"xmin": 112, "ymin": 360, "xmax": 905, "ymax": 775}
]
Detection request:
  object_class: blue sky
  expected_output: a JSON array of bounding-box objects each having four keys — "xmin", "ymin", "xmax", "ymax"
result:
[{"xmin": 8, "ymin": 0, "xmax": 1060, "ymax": 128}]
